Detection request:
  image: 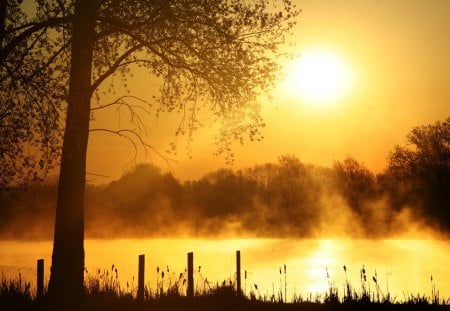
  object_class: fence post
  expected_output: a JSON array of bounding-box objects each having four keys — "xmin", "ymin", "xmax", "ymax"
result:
[
  {"xmin": 187, "ymin": 252, "xmax": 194, "ymax": 298},
  {"xmin": 137, "ymin": 254, "xmax": 145, "ymax": 301},
  {"xmin": 236, "ymin": 250, "xmax": 241, "ymax": 296},
  {"xmin": 37, "ymin": 259, "xmax": 44, "ymax": 298}
]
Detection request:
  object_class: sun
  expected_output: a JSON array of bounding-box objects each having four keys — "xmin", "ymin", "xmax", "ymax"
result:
[{"xmin": 282, "ymin": 49, "xmax": 353, "ymax": 106}]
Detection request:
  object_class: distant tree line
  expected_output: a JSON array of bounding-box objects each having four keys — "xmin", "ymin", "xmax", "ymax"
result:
[{"xmin": 1, "ymin": 116, "xmax": 449, "ymax": 239}]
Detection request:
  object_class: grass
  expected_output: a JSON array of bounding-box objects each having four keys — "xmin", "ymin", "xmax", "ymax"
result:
[{"xmin": 1, "ymin": 265, "xmax": 449, "ymax": 311}]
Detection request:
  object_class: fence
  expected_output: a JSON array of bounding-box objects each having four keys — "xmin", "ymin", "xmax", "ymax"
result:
[{"xmin": 35, "ymin": 250, "xmax": 243, "ymax": 300}]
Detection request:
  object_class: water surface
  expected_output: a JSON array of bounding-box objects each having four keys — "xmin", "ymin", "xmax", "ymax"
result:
[{"xmin": 1, "ymin": 239, "xmax": 449, "ymax": 301}]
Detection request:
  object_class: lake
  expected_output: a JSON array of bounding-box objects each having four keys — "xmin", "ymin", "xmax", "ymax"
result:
[{"xmin": 1, "ymin": 239, "xmax": 449, "ymax": 301}]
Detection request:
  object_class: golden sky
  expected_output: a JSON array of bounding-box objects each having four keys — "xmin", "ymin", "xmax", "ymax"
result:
[{"xmin": 87, "ymin": 0, "xmax": 450, "ymax": 183}]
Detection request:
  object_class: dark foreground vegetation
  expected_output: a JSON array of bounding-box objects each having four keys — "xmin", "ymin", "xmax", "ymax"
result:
[
  {"xmin": 1, "ymin": 116, "xmax": 449, "ymax": 239},
  {"xmin": 1, "ymin": 272, "xmax": 449, "ymax": 311}
]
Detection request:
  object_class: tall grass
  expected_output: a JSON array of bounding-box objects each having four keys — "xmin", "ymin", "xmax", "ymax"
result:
[
  {"xmin": 318, "ymin": 265, "xmax": 450, "ymax": 306},
  {"xmin": 0, "ymin": 274, "xmax": 32, "ymax": 308},
  {"xmin": 1, "ymin": 264, "xmax": 449, "ymax": 310}
]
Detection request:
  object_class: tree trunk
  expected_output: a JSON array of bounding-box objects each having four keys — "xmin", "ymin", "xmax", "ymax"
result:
[
  {"xmin": 0, "ymin": 0, "xmax": 6, "ymax": 47},
  {"xmin": 47, "ymin": 0, "xmax": 98, "ymax": 309}
]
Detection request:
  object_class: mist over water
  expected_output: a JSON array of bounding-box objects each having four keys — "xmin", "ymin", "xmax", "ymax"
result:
[
  {"xmin": 1, "ymin": 238, "xmax": 449, "ymax": 301},
  {"xmin": 0, "ymin": 155, "xmax": 447, "ymax": 241}
]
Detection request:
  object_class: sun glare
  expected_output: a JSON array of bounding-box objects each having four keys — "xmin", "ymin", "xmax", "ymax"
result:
[{"xmin": 282, "ymin": 49, "xmax": 353, "ymax": 106}]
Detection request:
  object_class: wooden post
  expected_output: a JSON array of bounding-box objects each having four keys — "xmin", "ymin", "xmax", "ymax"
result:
[
  {"xmin": 236, "ymin": 250, "xmax": 241, "ymax": 296},
  {"xmin": 37, "ymin": 259, "xmax": 44, "ymax": 298},
  {"xmin": 187, "ymin": 252, "xmax": 194, "ymax": 298},
  {"xmin": 137, "ymin": 254, "xmax": 145, "ymax": 301}
]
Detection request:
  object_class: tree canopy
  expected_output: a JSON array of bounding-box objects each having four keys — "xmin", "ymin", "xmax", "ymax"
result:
[
  {"xmin": 1, "ymin": 0, "xmax": 299, "ymax": 188},
  {"xmin": 0, "ymin": 0, "xmax": 66, "ymax": 188},
  {"xmin": 386, "ymin": 116, "xmax": 450, "ymax": 228}
]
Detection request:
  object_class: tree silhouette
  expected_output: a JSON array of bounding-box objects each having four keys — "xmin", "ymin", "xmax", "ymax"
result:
[
  {"xmin": 0, "ymin": 1, "xmax": 65, "ymax": 188},
  {"xmin": 333, "ymin": 158, "xmax": 376, "ymax": 212},
  {"xmin": 332, "ymin": 157, "xmax": 379, "ymax": 234},
  {"xmin": 1, "ymin": 0, "xmax": 298, "ymax": 308},
  {"xmin": 386, "ymin": 116, "xmax": 450, "ymax": 229}
]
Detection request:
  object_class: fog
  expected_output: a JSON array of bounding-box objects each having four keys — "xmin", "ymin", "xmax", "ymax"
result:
[
  {"xmin": 0, "ymin": 155, "xmax": 446, "ymax": 240},
  {"xmin": 2, "ymin": 116, "xmax": 449, "ymax": 240}
]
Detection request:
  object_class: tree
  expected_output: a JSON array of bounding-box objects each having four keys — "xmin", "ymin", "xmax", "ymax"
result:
[
  {"xmin": 332, "ymin": 157, "xmax": 376, "ymax": 213},
  {"xmin": 332, "ymin": 157, "xmax": 379, "ymax": 234},
  {"xmin": 0, "ymin": 0, "xmax": 66, "ymax": 188},
  {"xmin": 386, "ymin": 116, "xmax": 450, "ymax": 229},
  {"xmin": 1, "ymin": 0, "xmax": 298, "ymax": 308}
]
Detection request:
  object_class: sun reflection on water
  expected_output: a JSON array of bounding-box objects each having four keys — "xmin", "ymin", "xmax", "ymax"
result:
[
  {"xmin": 0, "ymin": 238, "xmax": 449, "ymax": 301},
  {"xmin": 304, "ymin": 240, "xmax": 337, "ymax": 294}
]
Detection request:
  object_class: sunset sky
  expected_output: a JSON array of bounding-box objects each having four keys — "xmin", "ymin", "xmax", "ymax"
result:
[{"xmin": 87, "ymin": 0, "xmax": 450, "ymax": 183}]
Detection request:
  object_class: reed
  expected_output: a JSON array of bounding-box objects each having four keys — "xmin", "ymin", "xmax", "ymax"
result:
[
  {"xmin": 0, "ymin": 275, "xmax": 32, "ymax": 305},
  {"xmin": 1, "ymin": 263, "xmax": 449, "ymax": 310}
]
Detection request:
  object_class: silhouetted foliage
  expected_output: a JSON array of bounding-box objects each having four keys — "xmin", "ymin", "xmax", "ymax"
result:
[
  {"xmin": 0, "ymin": 181, "xmax": 56, "ymax": 239},
  {"xmin": 384, "ymin": 116, "xmax": 450, "ymax": 230},
  {"xmin": 1, "ymin": 117, "xmax": 450, "ymax": 239},
  {"xmin": 0, "ymin": 1, "xmax": 65, "ymax": 188},
  {"xmin": 332, "ymin": 157, "xmax": 383, "ymax": 235},
  {"xmin": 86, "ymin": 164, "xmax": 184, "ymax": 237}
]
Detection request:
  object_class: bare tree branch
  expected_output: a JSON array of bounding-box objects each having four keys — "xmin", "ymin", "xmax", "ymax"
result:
[
  {"xmin": 89, "ymin": 128, "xmax": 175, "ymax": 167},
  {"xmin": 91, "ymin": 95, "xmax": 151, "ymax": 113},
  {"xmin": 91, "ymin": 95, "xmax": 153, "ymax": 138},
  {"xmin": 86, "ymin": 172, "xmax": 110, "ymax": 177}
]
